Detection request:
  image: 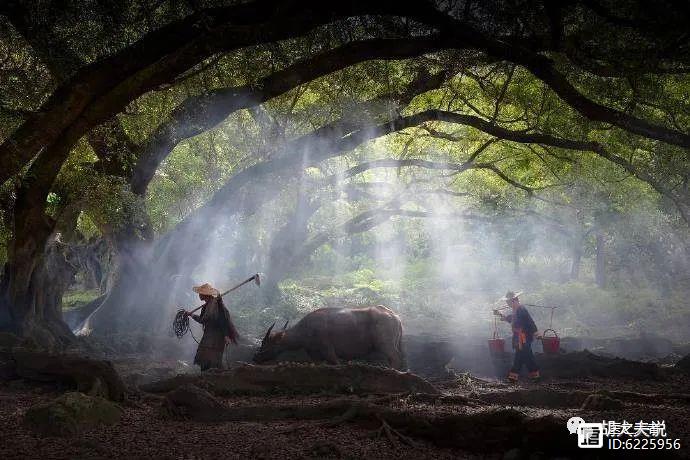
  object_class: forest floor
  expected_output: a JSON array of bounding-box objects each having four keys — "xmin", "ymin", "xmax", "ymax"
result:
[{"xmin": 1, "ymin": 359, "xmax": 689, "ymax": 459}]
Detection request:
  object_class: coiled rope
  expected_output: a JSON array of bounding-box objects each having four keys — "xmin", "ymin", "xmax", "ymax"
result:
[{"xmin": 172, "ymin": 309, "xmax": 200, "ymax": 343}]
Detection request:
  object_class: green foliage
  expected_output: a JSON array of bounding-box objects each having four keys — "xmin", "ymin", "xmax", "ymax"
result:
[
  {"xmin": 62, "ymin": 290, "xmax": 101, "ymax": 311},
  {"xmin": 76, "ymin": 212, "xmax": 100, "ymax": 240}
]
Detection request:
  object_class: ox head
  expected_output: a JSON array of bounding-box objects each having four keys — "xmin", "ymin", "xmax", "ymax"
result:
[{"xmin": 253, "ymin": 320, "xmax": 289, "ymax": 363}]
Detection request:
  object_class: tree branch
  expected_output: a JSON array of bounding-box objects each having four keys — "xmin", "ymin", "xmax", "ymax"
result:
[
  {"xmin": 415, "ymin": 8, "xmax": 690, "ymax": 148},
  {"xmin": 129, "ymin": 37, "xmax": 448, "ymax": 194}
]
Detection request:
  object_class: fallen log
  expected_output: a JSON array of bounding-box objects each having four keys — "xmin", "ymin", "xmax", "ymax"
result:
[{"xmin": 142, "ymin": 362, "xmax": 439, "ymax": 396}]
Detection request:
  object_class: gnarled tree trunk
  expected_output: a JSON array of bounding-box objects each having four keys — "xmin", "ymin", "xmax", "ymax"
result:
[{"xmin": 0, "ymin": 178, "xmax": 77, "ymax": 348}]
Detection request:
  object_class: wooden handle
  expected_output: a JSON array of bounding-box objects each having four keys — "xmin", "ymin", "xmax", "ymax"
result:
[
  {"xmin": 219, "ymin": 275, "xmax": 258, "ymax": 297},
  {"xmin": 187, "ymin": 274, "xmax": 259, "ymax": 314}
]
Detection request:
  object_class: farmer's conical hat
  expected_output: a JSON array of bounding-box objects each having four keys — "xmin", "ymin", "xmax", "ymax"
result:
[{"xmin": 193, "ymin": 283, "xmax": 219, "ymax": 297}]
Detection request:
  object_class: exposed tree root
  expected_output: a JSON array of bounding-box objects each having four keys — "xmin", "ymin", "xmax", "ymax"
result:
[
  {"xmin": 277, "ymin": 404, "xmax": 361, "ymax": 435},
  {"xmin": 603, "ymin": 390, "xmax": 690, "ymax": 406},
  {"xmin": 404, "ymin": 392, "xmax": 478, "ymax": 405},
  {"xmin": 373, "ymin": 416, "xmax": 419, "ymax": 448},
  {"xmin": 143, "ymin": 362, "xmax": 439, "ymax": 396},
  {"xmin": 162, "ymin": 384, "xmax": 575, "ymax": 454},
  {"xmin": 1, "ymin": 350, "xmax": 126, "ymax": 401},
  {"xmin": 474, "ymin": 387, "xmax": 690, "ymax": 410},
  {"xmin": 474, "ymin": 388, "xmax": 589, "ymax": 408}
]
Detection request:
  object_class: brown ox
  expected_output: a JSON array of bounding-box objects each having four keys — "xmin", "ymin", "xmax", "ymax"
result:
[{"xmin": 253, "ymin": 305, "xmax": 404, "ymax": 369}]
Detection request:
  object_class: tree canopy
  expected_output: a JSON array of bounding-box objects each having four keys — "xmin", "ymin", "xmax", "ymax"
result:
[{"xmin": 0, "ymin": 0, "xmax": 688, "ymax": 347}]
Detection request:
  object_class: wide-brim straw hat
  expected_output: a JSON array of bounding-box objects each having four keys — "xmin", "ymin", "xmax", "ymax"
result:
[
  {"xmin": 502, "ymin": 291, "xmax": 523, "ymax": 301},
  {"xmin": 193, "ymin": 283, "xmax": 220, "ymax": 297}
]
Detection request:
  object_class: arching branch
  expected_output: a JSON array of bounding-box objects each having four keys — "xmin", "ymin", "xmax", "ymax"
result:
[
  {"xmin": 129, "ymin": 37, "xmax": 450, "ymax": 195},
  {"xmin": 416, "ymin": 10, "xmax": 690, "ymax": 148},
  {"xmin": 0, "ymin": 1, "xmax": 439, "ymax": 186},
  {"xmin": 290, "ymin": 204, "xmax": 489, "ymax": 273}
]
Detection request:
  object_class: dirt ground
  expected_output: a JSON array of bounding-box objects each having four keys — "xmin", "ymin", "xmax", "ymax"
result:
[{"xmin": 1, "ymin": 367, "xmax": 688, "ymax": 460}]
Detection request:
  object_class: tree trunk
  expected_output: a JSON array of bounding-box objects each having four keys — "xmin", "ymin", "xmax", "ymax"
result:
[
  {"xmin": 570, "ymin": 245, "xmax": 582, "ymax": 281},
  {"xmin": 265, "ymin": 190, "xmax": 321, "ymax": 294},
  {"xmin": 78, "ymin": 220, "xmax": 157, "ymax": 335},
  {"xmin": 595, "ymin": 231, "xmax": 606, "ymax": 288},
  {"xmin": 0, "ymin": 239, "xmax": 77, "ymax": 349},
  {"xmin": 569, "ymin": 210, "xmax": 585, "ymax": 281},
  {"xmin": 512, "ymin": 249, "xmax": 520, "ymax": 274},
  {"xmin": 0, "ymin": 185, "xmax": 76, "ymax": 348}
]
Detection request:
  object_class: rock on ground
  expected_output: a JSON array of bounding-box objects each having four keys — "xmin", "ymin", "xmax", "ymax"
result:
[{"xmin": 24, "ymin": 392, "xmax": 122, "ymax": 437}]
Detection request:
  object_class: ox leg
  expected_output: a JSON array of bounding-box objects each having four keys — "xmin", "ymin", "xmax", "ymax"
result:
[
  {"xmin": 374, "ymin": 325, "xmax": 403, "ymax": 370},
  {"xmin": 379, "ymin": 347, "xmax": 402, "ymax": 370},
  {"xmin": 374, "ymin": 344, "xmax": 398, "ymax": 369},
  {"xmin": 386, "ymin": 353, "xmax": 402, "ymax": 370},
  {"xmin": 306, "ymin": 349, "xmax": 323, "ymax": 363},
  {"xmin": 324, "ymin": 344, "xmax": 340, "ymax": 365},
  {"xmin": 306, "ymin": 347, "xmax": 339, "ymax": 365}
]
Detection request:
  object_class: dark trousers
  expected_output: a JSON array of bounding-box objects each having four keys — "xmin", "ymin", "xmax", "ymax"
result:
[{"xmin": 511, "ymin": 342, "xmax": 539, "ymax": 374}]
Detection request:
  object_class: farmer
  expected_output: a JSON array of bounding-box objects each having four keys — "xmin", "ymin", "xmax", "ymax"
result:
[
  {"xmin": 184, "ymin": 283, "xmax": 239, "ymax": 371},
  {"xmin": 494, "ymin": 291, "xmax": 541, "ymax": 382}
]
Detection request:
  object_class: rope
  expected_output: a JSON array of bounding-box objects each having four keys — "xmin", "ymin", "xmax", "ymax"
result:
[{"xmin": 172, "ymin": 309, "xmax": 200, "ymax": 344}]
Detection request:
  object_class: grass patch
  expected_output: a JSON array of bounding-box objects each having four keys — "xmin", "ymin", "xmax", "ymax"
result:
[{"xmin": 62, "ymin": 289, "xmax": 101, "ymax": 311}]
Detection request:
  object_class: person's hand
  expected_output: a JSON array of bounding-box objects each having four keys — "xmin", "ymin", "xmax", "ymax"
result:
[
  {"xmin": 534, "ymin": 331, "xmax": 542, "ymax": 339},
  {"xmin": 184, "ymin": 310, "xmax": 191, "ymax": 317},
  {"xmin": 224, "ymin": 336, "xmax": 233, "ymax": 344}
]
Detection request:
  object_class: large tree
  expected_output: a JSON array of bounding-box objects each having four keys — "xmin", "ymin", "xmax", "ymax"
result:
[{"xmin": 0, "ymin": 0, "xmax": 688, "ymax": 344}]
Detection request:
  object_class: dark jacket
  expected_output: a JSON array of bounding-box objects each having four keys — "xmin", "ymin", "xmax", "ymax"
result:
[
  {"xmin": 191, "ymin": 297, "xmax": 238, "ymax": 369},
  {"xmin": 503, "ymin": 305, "xmax": 538, "ymax": 350}
]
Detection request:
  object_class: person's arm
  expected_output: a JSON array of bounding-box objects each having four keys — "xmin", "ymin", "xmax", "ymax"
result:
[
  {"xmin": 493, "ymin": 309, "xmax": 512, "ymax": 323},
  {"xmin": 186, "ymin": 306, "xmax": 205, "ymax": 324}
]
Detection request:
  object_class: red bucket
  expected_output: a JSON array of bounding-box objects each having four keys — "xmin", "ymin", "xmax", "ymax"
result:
[
  {"xmin": 541, "ymin": 328, "xmax": 560, "ymax": 354},
  {"xmin": 488, "ymin": 332, "xmax": 505, "ymax": 354}
]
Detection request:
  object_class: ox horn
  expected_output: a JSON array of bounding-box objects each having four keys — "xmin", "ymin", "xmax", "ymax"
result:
[
  {"xmin": 263, "ymin": 322, "xmax": 276, "ymax": 343},
  {"xmin": 283, "ymin": 320, "xmax": 289, "ymax": 330}
]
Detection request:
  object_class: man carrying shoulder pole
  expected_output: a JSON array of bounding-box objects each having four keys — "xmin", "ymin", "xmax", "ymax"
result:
[{"xmin": 494, "ymin": 291, "xmax": 541, "ymax": 383}]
